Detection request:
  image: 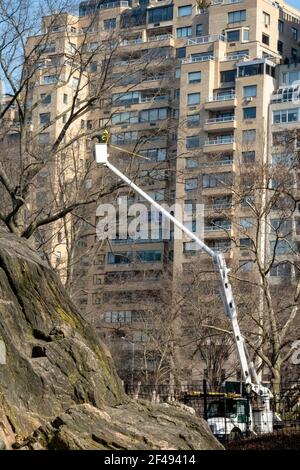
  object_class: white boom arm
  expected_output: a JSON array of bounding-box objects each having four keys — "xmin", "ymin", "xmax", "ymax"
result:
[{"xmin": 95, "ymin": 143, "xmax": 271, "ymax": 400}]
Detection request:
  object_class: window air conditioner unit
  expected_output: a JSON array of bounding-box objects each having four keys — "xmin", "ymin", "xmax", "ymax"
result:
[{"xmin": 246, "ymin": 97, "xmax": 253, "ymax": 102}]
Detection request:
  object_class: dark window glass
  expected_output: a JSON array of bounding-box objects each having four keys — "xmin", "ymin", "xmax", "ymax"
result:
[{"xmin": 148, "ymin": 5, "xmax": 173, "ymax": 23}]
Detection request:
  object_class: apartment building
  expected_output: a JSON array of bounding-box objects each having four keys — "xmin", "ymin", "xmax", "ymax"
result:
[{"xmin": 21, "ymin": 0, "xmax": 300, "ymax": 386}]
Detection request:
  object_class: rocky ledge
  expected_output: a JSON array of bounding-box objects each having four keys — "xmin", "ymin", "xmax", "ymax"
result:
[{"xmin": 0, "ymin": 230, "xmax": 222, "ymax": 450}]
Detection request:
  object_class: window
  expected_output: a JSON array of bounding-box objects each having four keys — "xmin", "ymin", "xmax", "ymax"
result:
[
  {"xmin": 278, "ymin": 20, "xmax": 284, "ymax": 33},
  {"xmin": 220, "ymin": 69, "xmax": 237, "ymax": 83},
  {"xmin": 292, "ymin": 27, "xmax": 298, "ymax": 41},
  {"xmin": 270, "ymin": 240, "xmax": 294, "ymax": 255},
  {"xmin": 112, "ymin": 91, "xmax": 140, "ymax": 106},
  {"xmin": 227, "ymin": 30, "xmax": 240, "ymax": 42},
  {"xmin": 63, "ymin": 93, "xmax": 68, "ymax": 105},
  {"xmin": 39, "ymin": 113, "xmax": 50, "ymax": 125},
  {"xmin": 243, "ymin": 129, "xmax": 256, "ymax": 142},
  {"xmin": 186, "ymin": 135, "xmax": 200, "ymax": 149},
  {"xmin": 243, "ymin": 85, "xmax": 257, "ymax": 98},
  {"xmin": 148, "ymin": 5, "xmax": 173, "ymax": 23},
  {"xmin": 112, "ymin": 111, "xmax": 139, "ymax": 125},
  {"xmin": 270, "ymin": 262, "xmax": 291, "ymax": 277},
  {"xmin": 239, "ymin": 260, "xmax": 253, "ymax": 272},
  {"xmin": 43, "ymin": 75, "xmax": 58, "ymax": 85},
  {"xmin": 177, "ymin": 27, "xmax": 192, "ymax": 38},
  {"xmin": 263, "ymin": 12, "xmax": 270, "ymax": 26},
  {"xmin": 178, "ymin": 5, "xmax": 192, "ymax": 17},
  {"xmin": 243, "ymin": 107, "xmax": 256, "ymax": 119},
  {"xmin": 203, "ymin": 173, "xmax": 233, "ymax": 188},
  {"xmin": 175, "ymin": 68, "xmax": 181, "ymax": 79},
  {"xmin": 240, "ymin": 217, "xmax": 253, "ymax": 229},
  {"xmin": 188, "ymin": 71, "xmax": 201, "ymax": 84},
  {"xmin": 292, "ymin": 48, "xmax": 298, "ymax": 60},
  {"xmin": 238, "ymin": 63, "xmax": 264, "ymax": 77},
  {"xmin": 242, "ymin": 151, "xmax": 255, "ymax": 163},
  {"xmin": 139, "ymin": 148, "xmax": 167, "ymax": 162},
  {"xmin": 240, "ymin": 238, "xmax": 252, "ymax": 249},
  {"xmin": 111, "ymin": 131, "xmax": 138, "ymax": 144},
  {"xmin": 105, "ymin": 311, "xmax": 132, "ymax": 324},
  {"xmin": 139, "ymin": 107, "xmax": 168, "ymax": 122},
  {"xmin": 42, "ymin": 42, "xmax": 56, "ymax": 53},
  {"xmin": 243, "ymin": 29, "xmax": 249, "ymax": 41},
  {"xmin": 176, "ymin": 47, "xmax": 186, "ymax": 59},
  {"xmin": 137, "ymin": 250, "xmax": 161, "ymax": 262},
  {"xmin": 38, "ymin": 133, "xmax": 50, "ymax": 144},
  {"xmin": 186, "ymin": 158, "xmax": 199, "ymax": 169},
  {"xmin": 282, "ymin": 70, "xmax": 300, "ymax": 85},
  {"xmin": 187, "ymin": 93, "xmax": 200, "ymax": 105},
  {"xmin": 108, "ymin": 253, "xmax": 132, "ymax": 265},
  {"xmin": 196, "ymin": 24, "xmax": 203, "ymax": 36},
  {"xmin": 40, "ymin": 93, "xmax": 51, "ymax": 104},
  {"xmin": 273, "ymin": 108, "xmax": 299, "ymax": 124},
  {"xmin": 90, "ymin": 62, "xmax": 97, "ymax": 72},
  {"xmin": 185, "ymin": 178, "xmax": 198, "ymax": 191},
  {"xmin": 271, "ymin": 219, "xmax": 292, "ymax": 236},
  {"xmin": 278, "ymin": 40, "xmax": 284, "ymax": 54},
  {"xmin": 187, "ymin": 114, "xmax": 200, "ymax": 127},
  {"xmin": 262, "ymin": 33, "xmax": 269, "ymax": 45},
  {"xmin": 104, "ymin": 18, "xmax": 116, "ymax": 30},
  {"xmin": 228, "ymin": 10, "xmax": 246, "ymax": 23}
]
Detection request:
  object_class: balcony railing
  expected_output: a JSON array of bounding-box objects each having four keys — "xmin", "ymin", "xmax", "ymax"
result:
[
  {"xmin": 187, "ymin": 34, "xmax": 226, "ymax": 45},
  {"xmin": 140, "ymin": 95, "xmax": 169, "ymax": 103},
  {"xmin": 205, "ymin": 203, "xmax": 233, "ymax": 210},
  {"xmin": 207, "ymin": 93, "xmax": 236, "ymax": 102},
  {"xmin": 147, "ymin": 34, "xmax": 173, "ymax": 42},
  {"xmin": 182, "ymin": 55, "xmax": 214, "ymax": 64},
  {"xmin": 205, "ymin": 136, "xmax": 235, "ymax": 146},
  {"xmin": 220, "ymin": 54, "xmax": 249, "ymax": 62},
  {"xmin": 204, "ymin": 224, "xmax": 232, "ymax": 232},
  {"xmin": 99, "ymin": 1, "xmax": 129, "ymax": 9},
  {"xmin": 121, "ymin": 38, "xmax": 143, "ymax": 46},
  {"xmin": 205, "ymin": 115, "xmax": 235, "ymax": 124},
  {"xmin": 202, "ymin": 159, "xmax": 233, "ymax": 166},
  {"xmin": 211, "ymin": 0, "xmax": 243, "ymax": 4}
]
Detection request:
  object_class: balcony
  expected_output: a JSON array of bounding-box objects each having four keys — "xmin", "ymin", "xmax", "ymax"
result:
[
  {"xmin": 220, "ymin": 53, "xmax": 250, "ymax": 62},
  {"xmin": 202, "ymin": 157, "xmax": 234, "ymax": 168},
  {"xmin": 182, "ymin": 54, "xmax": 214, "ymax": 65},
  {"xmin": 204, "ymin": 115, "xmax": 236, "ymax": 132},
  {"xmin": 205, "ymin": 203, "xmax": 233, "ymax": 212},
  {"xmin": 204, "ymin": 136, "xmax": 236, "ymax": 152},
  {"xmin": 205, "ymin": 93, "xmax": 237, "ymax": 111},
  {"xmin": 187, "ymin": 34, "xmax": 226, "ymax": 46},
  {"xmin": 120, "ymin": 34, "xmax": 174, "ymax": 47},
  {"xmin": 204, "ymin": 223, "xmax": 232, "ymax": 235},
  {"xmin": 211, "ymin": 0, "xmax": 244, "ymax": 5}
]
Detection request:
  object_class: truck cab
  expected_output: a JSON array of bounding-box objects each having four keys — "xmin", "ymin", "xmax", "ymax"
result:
[{"xmin": 207, "ymin": 397, "xmax": 249, "ymax": 441}]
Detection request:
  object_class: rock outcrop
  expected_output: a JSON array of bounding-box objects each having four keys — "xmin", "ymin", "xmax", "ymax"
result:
[{"xmin": 0, "ymin": 231, "xmax": 223, "ymax": 450}]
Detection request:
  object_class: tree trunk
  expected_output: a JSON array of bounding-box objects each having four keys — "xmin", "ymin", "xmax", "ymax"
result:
[{"xmin": 271, "ymin": 367, "xmax": 281, "ymax": 412}]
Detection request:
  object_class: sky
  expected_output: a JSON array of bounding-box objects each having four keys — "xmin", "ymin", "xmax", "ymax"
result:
[{"xmin": 286, "ymin": 0, "xmax": 300, "ymax": 9}]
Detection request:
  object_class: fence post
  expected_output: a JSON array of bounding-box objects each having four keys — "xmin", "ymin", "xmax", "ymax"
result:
[{"xmin": 203, "ymin": 379, "xmax": 208, "ymax": 421}]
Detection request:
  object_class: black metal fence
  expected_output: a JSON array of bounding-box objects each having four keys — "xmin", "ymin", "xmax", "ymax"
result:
[{"xmin": 124, "ymin": 381, "xmax": 300, "ymax": 446}]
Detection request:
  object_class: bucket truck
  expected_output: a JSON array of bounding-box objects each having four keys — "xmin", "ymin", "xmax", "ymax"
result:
[{"xmin": 94, "ymin": 140, "xmax": 274, "ymax": 438}]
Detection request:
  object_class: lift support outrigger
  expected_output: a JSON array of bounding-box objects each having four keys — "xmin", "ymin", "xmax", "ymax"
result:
[{"xmin": 94, "ymin": 140, "xmax": 274, "ymax": 436}]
